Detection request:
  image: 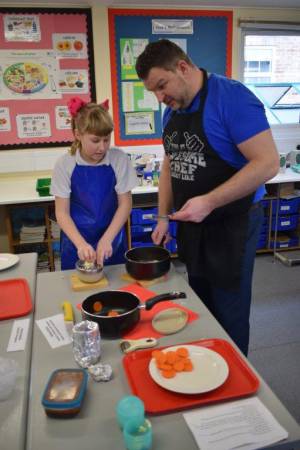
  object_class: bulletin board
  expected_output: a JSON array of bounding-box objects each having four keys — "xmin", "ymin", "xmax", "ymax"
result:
[
  {"xmin": 0, "ymin": 7, "xmax": 96, "ymax": 150},
  {"xmin": 108, "ymin": 8, "xmax": 233, "ymax": 147}
]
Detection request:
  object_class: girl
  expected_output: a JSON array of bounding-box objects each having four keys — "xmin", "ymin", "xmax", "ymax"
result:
[{"xmin": 51, "ymin": 97, "xmax": 137, "ymax": 270}]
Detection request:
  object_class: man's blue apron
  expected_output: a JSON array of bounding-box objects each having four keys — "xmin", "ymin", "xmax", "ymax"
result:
[{"xmin": 60, "ymin": 163, "xmax": 126, "ymax": 270}]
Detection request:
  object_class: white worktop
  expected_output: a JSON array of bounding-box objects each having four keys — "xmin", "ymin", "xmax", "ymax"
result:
[
  {"xmin": 0, "ymin": 169, "xmax": 300, "ymax": 206},
  {"xmin": 0, "ymin": 173, "xmax": 158, "ymax": 206}
]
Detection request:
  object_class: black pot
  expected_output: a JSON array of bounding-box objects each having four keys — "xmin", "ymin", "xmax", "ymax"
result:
[
  {"xmin": 81, "ymin": 290, "xmax": 186, "ymax": 338},
  {"xmin": 125, "ymin": 246, "xmax": 171, "ymax": 280}
]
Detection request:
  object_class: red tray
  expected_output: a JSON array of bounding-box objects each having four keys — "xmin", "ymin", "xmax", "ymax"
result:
[
  {"xmin": 0, "ymin": 278, "xmax": 32, "ymax": 320},
  {"xmin": 123, "ymin": 338, "xmax": 260, "ymax": 415}
]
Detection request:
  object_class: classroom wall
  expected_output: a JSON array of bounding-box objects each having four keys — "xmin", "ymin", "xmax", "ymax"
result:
[
  {"xmin": 0, "ymin": 3, "xmax": 300, "ymax": 252},
  {"xmin": 0, "ymin": 3, "xmax": 299, "ymax": 174}
]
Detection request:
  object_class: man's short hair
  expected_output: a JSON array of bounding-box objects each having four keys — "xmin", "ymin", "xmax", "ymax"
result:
[{"xmin": 136, "ymin": 39, "xmax": 193, "ymax": 79}]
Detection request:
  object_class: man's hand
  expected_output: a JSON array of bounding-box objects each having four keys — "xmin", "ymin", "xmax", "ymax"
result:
[{"xmin": 170, "ymin": 195, "xmax": 214, "ymax": 223}]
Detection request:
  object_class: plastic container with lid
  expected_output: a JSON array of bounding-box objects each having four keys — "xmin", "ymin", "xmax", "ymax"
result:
[{"xmin": 41, "ymin": 368, "xmax": 88, "ymax": 417}]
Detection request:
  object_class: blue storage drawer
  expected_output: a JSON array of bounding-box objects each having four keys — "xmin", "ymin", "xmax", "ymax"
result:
[
  {"xmin": 131, "ymin": 208, "xmax": 158, "ymax": 225},
  {"xmin": 270, "ymin": 234, "xmax": 299, "ymax": 249},
  {"xmin": 271, "ymin": 198, "xmax": 300, "ymax": 215},
  {"xmin": 261, "ymin": 198, "xmax": 271, "ymax": 210},
  {"xmin": 271, "ymin": 214, "xmax": 299, "ymax": 231},
  {"xmin": 131, "ymin": 224, "xmax": 155, "ymax": 237}
]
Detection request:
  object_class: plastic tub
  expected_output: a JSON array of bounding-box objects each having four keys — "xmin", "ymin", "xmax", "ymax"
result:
[{"xmin": 36, "ymin": 178, "xmax": 51, "ymax": 197}]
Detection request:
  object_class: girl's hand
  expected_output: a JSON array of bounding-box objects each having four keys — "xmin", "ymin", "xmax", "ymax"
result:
[
  {"xmin": 151, "ymin": 220, "xmax": 170, "ymax": 245},
  {"xmin": 96, "ymin": 238, "xmax": 113, "ymax": 266},
  {"xmin": 77, "ymin": 243, "xmax": 96, "ymax": 262}
]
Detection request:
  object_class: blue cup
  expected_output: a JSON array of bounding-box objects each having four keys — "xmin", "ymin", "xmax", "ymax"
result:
[
  {"xmin": 116, "ymin": 395, "xmax": 145, "ymax": 430},
  {"xmin": 123, "ymin": 418, "xmax": 152, "ymax": 450}
]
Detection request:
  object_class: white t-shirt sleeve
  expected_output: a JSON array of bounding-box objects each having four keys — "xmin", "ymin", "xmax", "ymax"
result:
[
  {"xmin": 109, "ymin": 148, "xmax": 138, "ymax": 194},
  {"xmin": 50, "ymin": 153, "xmax": 76, "ymax": 198}
]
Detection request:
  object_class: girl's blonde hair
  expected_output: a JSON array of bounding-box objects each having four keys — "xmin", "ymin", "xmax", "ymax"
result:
[{"xmin": 70, "ymin": 103, "xmax": 114, "ymax": 155}]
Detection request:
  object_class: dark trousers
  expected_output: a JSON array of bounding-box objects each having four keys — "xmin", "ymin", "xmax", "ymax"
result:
[{"xmin": 188, "ymin": 204, "xmax": 264, "ymax": 356}]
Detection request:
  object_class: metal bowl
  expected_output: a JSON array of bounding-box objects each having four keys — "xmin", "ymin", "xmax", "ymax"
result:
[{"xmin": 75, "ymin": 260, "xmax": 104, "ymax": 284}]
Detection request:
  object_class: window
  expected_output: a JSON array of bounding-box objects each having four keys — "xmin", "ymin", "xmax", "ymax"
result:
[{"xmin": 240, "ymin": 22, "xmax": 300, "ymax": 125}]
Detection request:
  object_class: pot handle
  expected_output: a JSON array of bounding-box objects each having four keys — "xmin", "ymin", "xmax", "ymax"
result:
[{"xmin": 145, "ymin": 291, "xmax": 186, "ymax": 310}]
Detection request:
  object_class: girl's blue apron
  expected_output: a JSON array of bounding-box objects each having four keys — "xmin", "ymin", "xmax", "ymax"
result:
[{"xmin": 60, "ymin": 163, "xmax": 126, "ymax": 270}]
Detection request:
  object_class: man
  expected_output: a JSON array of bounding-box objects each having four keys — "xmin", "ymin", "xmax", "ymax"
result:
[{"xmin": 135, "ymin": 39, "xmax": 279, "ymax": 355}]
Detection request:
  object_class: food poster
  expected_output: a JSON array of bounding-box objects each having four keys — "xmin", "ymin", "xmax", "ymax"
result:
[
  {"xmin": 55, "ymin": 106, "xmax": 72, "ymax": 130},
  {"xmin": 0, "ymin": 107, "xmax": 11, "ymax": 132},
  {"xmin": 0, "ymin": 50, "xmax": 61, "ymax": 100},
  {"xmin": 125, "ymin": 111, "xmax": 155, "ymax": 135},
  {"xmin": 120, "ymin": 38, "xmax": 148, "ymax": 80},
  {"xmin": 58, "ymin": 70, "xmax": 88, "ymax": 93},
  {"xmin": 16, "ymin": 113, "xmax": 51, "ymax": 138},
  {"xmin": 0, "ymin": 10, "xmax": 94, "ymax": 147},
  {"xmin": 122, "ymin": 81, "xmax": 159, "ymax": 112},
  {"xmin": 4, "ymin": 15, "xmax": 41, "ymax": 42},
  {"xmin": 53, "ymin": 33, "xmax": 87, "ymax": 59}
]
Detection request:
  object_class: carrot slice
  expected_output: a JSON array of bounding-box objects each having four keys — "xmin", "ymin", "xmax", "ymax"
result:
[
  {"xmin": 159, "ymin": 363, "xmax": 173, "ymax": 371},
  {"xmin": 176, "ymin": 347, "xmax": 189, "ymax": 358},
  {"xmin": 107, "ymin": 310, "xmax": 119, "ymax": 317},
  {"xmin": 166, "ymin": 351, "xmax": 177, "ymax": 365},
  {"xmin": 173, "ymin": 360, "xmax": 185, "ymax": 372},
  {"xmin": 161, "ymin": 369, "xmax": 176, "ymax": 378},
  {"xmin": 93, "ymin": 301, "xmax": 103, "ymax": 313},
  {"xmin": 155, "ymin": 352, "xmax": 167, "ymax": 364},
  {"xmin": 152, "ymin": 350, "xmax": 162, "ymax": 359},
  {"xmin": 183, "ymin": 359, "xmax": 194, "ymax": 371}
]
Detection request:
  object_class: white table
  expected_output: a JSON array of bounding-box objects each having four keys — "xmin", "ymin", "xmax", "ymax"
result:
[
  {"xmin": 26, "ymin": 264, "xmax": 300, "ymax": 450},
  {"xmin": 0, "ymin": 253, "xmax": 37, "ymax": 450}
]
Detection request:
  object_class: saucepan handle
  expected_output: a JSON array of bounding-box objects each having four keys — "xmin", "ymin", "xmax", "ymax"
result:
[{"xmin": 144, "ymin": 291, "xmax": 186, "ymax": 311}]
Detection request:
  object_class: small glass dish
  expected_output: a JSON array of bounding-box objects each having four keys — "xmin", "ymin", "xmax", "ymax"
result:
[{"xmin": 75, "ymin": 260, "xmax": 103, "ymax": 283}]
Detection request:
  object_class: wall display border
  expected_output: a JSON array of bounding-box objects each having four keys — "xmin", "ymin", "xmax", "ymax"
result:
[
  {"xmin": 108, "ymin": 8, "xmax": 233, "ymax": 147},
  {"xmin": 0, "ymin": 7, "xmax": 96, "ymax": 151}
]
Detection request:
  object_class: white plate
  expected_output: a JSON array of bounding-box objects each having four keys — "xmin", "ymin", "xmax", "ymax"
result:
[
  {"xmin": 149, "ymin": 345, "xmax": 229, "ymax": 394},
  {"xmin": 0, "ymin": 254, "xmax": 20, "ymax": 271}
]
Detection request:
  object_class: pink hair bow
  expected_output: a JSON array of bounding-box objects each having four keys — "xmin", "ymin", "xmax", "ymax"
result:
[
  {"xmin": 67, "ymin": 97, "xmax": 87, "ymax": 118},
  {"xmin": 100, "ymin": 99, "xmax": 109, "ymax": 111}
]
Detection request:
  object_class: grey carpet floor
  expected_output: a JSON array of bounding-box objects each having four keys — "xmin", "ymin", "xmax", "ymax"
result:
[
  {"xmin": 173, "ymin": 255, "xmax": 300, "ymax": 424},
  {"xmin": 249, "ymin": 254, "xmax": 300, "ymax": 424}
]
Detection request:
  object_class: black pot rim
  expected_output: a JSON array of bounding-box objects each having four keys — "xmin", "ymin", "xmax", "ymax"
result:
[{"xmin": 125, "ymin": 246, "xmax": 170, "ymax": 264}]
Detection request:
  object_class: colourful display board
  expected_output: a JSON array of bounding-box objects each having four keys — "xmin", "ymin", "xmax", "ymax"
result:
[
  {"xmin": 0, "ymin": 7, "xmax": 96, "ymax": 150},
  {"xmin": 108, "ymin": 8, "xmax": 233, "ymax": 147}
]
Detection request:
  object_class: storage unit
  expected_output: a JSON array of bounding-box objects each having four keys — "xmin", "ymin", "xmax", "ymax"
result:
[
  {"xmin": 129, "ymin": 206, "xmax": 178, "ymax": 256},
  {"xmin": 4, "ymin": 202, "xmax": 59, "ymax": 272},
  {"xmin": 256, "ymin": 194, "xmax": 300, "ymax": 252}
]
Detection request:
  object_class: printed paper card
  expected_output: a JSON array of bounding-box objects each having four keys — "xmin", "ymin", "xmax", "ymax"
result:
[
  {"xmin": 16, "ymin": 113, "xmax": 51, "ymax": 138},
  {"xmin": 4, "ymin": 15, "xmax": 41, "ymax": 42},
  {"xmin": 53, "ymin": 33, "xmax": 87, "ymax": 59}
]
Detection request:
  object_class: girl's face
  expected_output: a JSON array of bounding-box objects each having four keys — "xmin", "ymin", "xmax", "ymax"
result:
[{"xmin": 75, "ymin": 131, "xmax": 111, "ymax": 164}]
